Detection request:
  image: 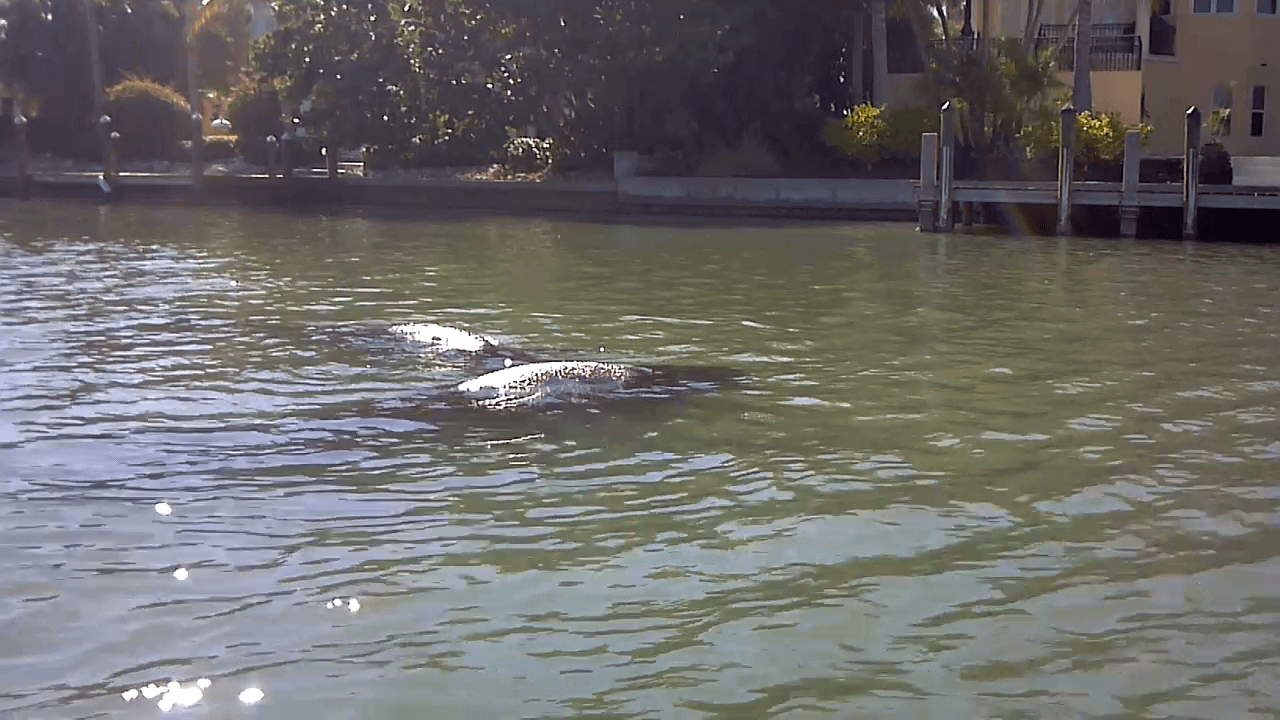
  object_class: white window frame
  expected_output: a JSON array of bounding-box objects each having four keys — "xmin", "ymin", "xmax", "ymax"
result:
[
  {"xmin": 1257, "ymin": 0, "xmax": 1278, "ymax": 15},
  {"xmin": 1192, "ymin": 0, "xmax": 1237, "ymax": 13}
]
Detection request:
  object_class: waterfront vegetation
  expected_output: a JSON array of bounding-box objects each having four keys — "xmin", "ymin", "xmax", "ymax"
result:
[{"xmin": 1, "ymin": 0, "xmax": 1154, "ymax": 179}]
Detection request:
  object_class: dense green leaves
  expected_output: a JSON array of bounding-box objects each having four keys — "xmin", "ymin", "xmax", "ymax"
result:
[
  {"xmin": 3, "ymin": 0, "xmax": 1074, "ymax": 172},
  {"xmin": 245, "ymin": 0, "xmax": 877, "ymax": 169}
]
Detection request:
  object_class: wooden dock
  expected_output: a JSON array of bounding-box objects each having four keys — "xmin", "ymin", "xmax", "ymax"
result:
[{"xmin": 916, "ymin": 103, "xmax": 1280, "ymax": 239}]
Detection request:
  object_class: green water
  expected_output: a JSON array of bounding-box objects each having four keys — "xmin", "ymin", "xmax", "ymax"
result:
[{"xmin": 2, "ymin": 201, "xmax": 1279, "ymax": 719}]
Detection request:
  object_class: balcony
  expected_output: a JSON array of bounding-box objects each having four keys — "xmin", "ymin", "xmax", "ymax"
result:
[
  {"xmin": 886, "ymin": 28, "xmax": 1145, "ymax": 76},
  {"xmin": 1034, "ymin": 25, "xmax": 1144, "ymax": 71}
]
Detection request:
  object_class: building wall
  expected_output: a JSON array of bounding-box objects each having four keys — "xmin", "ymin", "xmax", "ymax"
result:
[
  {"xmin": 1141, "ymin": 0, "xmax": 1280, "ymax": 156},
  {"xmin": 1054, "ymin": 70, "xmax": 1144, "ymax": 125},
  {"xmin": 976, "ymin": 0, "xmax": 1279, "ymax": 156}
]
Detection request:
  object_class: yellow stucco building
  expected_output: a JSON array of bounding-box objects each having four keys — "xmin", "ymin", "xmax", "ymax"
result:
[{"xmin": 919, "ymin": 0, "xmax": 1278, "ymax": 156}]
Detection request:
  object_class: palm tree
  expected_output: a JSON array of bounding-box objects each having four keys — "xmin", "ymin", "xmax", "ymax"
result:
[
  {"xmin": 84, "ymin": 0, "xmax": 108, "ymax": 167},
  {"xmin": 182, "ymin": 0, "xmax": 250, "ymax": 184},
  {"xmin": 870, "ymin": 0, "xmax": 890, "ymax": 106},
  {"xmin": 1071, "ymin": 0, "xmax": 1092, "ymax": 110}
]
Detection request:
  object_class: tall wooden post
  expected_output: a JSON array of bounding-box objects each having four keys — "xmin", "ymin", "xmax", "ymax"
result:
[
  {"xmin": 939, "ymin": 102, "xmax": 957, "ymax": 232},
  {"xmin": 918, "ymin": 132, "xmax": 939, "ymax": 232},
  {"xmin": 325, "ymin": 145, "xmax": 339, "ymax": 180},
  {"xmin": 108, "ymin": 131, "xmax": 120, "ymax": 184},
  {"xmin": 1119, "ymin": 129, "xmax": 1142, "ymax": 237},
  {"xmin": 1057, "ymin": 104, "xmax": 1077, "ymax": 236},
  {"xmin": 97, "ymin": 114, "xmax": 113, "ymax": 194},
  {"xmin": 266, "ymin": 135, "xmax": 279, "ymax": 178},
  {"xmin": 282, "ymin": 129, "xmax": 296, "ymax": 193},
  {"xmin": 14, "ymin": 113, "xmax": 30, "ymax": 201},
  {"xmin": 1183, "ymin": 106, "xmax": 1202, "ymax": 241}
]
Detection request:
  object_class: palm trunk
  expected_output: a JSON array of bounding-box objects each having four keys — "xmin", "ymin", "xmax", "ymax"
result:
[
  {"xmin": 84, "ymin": 0, "xmax": 108, "ymax": 165},
  {"xmin": 870, "ymin": 0, "xmax": 890, "ymax": 106},
  {"xmin": 1072, "ymin": 0, "xmax": 1093, "ymax": 110},
  {"xmin": 186, "ymin": 1, "xmax": 204, "ymax": 190},
  {"xmin": 849, "ymin": 8, "xmax": 865, "ymax": 107}
]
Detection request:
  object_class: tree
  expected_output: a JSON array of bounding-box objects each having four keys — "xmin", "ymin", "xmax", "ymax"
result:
[
  {"xmin": 0, "ymin": 0, "xmax": 228, "ymax": 158},
  {"xmin": 870, "ymin": 0, "xmax": 889, "ymax": 106},
  {"xmin": 1071, "ymin": 0, "xmax": 1092, "ymax": 110}
]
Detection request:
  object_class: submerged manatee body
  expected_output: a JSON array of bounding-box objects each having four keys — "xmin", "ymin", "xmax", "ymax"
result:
[
  {"xmin": 456, "ymin": 361, "xmax": 651, "ymax": 409},
  {"xmin": 452, "ymin": 360, "xmax": 745, "ymax": 411}
]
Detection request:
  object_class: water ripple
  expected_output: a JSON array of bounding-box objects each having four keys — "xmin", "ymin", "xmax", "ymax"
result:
[{"xmin": 2, "ymin": 205, "xmax": 1279, "ymax": 717}]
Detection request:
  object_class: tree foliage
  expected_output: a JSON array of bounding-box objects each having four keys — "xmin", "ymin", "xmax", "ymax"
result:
[
  {"xmin": 1, "ymin": 0, "xmax": 1091, "ymax": 173},
  {"xmin": 245, "ymin": 0, "xmax": 873, "ymax": 169},
  {"xmin": 0, "ymin": 0, "xmax": 250, "ymax": 132}
]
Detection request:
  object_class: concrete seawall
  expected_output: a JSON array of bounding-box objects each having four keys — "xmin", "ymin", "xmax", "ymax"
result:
[
  {"xmin": 618, "ymin": 176, "xmax": 916, "ymax": 212},
  {"xmin": 1, "ymin": 169, "xmax": 919, "ymax": 221}
]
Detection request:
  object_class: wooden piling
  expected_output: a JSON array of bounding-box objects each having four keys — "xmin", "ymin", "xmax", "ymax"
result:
[
  {"xmin": 282, "ymin": 131, "xmax": 296, "ymax": 192},
  {"xmin": 1119, "ymin": 129, "xmax": 1142, "ymax": 237},
  {"xmin": 938, "ymin": 102, "xmax": 956, "ymax": 232},
  {"xmin": 266, "ymin": 135, "xmax": 279, "ymax": 178},
  {"xmin": 325, "ymin": 145, "xmax": 339, "ymax": 180},
  {"xmin": 1056, "ymin": 104, "xmax": 1076, "ymax": 236},
  {"xmin": 14, "ymin": 113, "xmax": 30, "ymax": 201},
  {"xmin": 191, "ymin": 112, "xmax": 204, "ymax": 197},
  {"xmin": 918, "ymin": 132, "xmax": 939, "ymax": 232},
  {"xmin": 107, "ymin": 130, "xmax": 120, "ymax": 189},
  {"xmin": 1183, "ymin": 106, "xmax": 1201, "ymax": 241}
]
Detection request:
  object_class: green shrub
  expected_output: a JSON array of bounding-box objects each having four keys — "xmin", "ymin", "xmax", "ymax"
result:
[
  {"xmin": 227, "ymin": 78, "xmax": 284, "ymax": 165},
  {"xmin": 103, "ymin": 78, "xmax": 191, "ymax": 162},
  {"xmin": 822, "ymin": 104, "xmax": 941, "ymax": 168},
  {"xmin": 1019, "ymin": 109, "xmax": 1153, "ymax": 166},
  {"xmin": 822, "ymin": 104, "xmax": 883, "ymax": 167},
  {"xmin": 202, "ymin": 134, "xmax": 237, "ymax": 162},
  {"xmin": 503, "ymin": 136, "xmax": 561, "ymax": 174},
  {"xmin": 878, "ymin": 106, "xmax": 940, "ymax": 162}
]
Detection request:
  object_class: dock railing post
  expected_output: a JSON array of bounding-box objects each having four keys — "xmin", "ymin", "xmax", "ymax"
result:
[
  {"xmin": 107, "ymin": 130, "xmax": 120, "ymax": 186},
  {"xmin": 325, "ymin": 144, "xmax": 339, "ymax": 180},
  {"xmin": 14, "ymin": 112, "xmax": 31, "ymax": 200},
  {"xmin": 939, "ymin": 102, "xmax": 956, "ymax": 232},
  {"xmin": 191, "ymin": 112, "xmax": 204, "ymax": 197},
  {"xmin": 266, "ymin": 135, "xmax": 279, "ymax": 178},
  {"xmin": 918, "ymin": 132, "xmax": 939, "ymax": 232},
  {"xmin": 1183, "ymin": 106, "xmax": 1201, "ymax": 241},
  {"xmin": 1056, "ymin": 104, "xmax": 1076, "ymax": 236},
  {"xmin": 1120, "ymin": 129, "xmax": 1142, "ymax": 237},
  {"xmin": 281, "ymin": 130, "xmax": 296, "ymax": 194},
  {"xmin": 96, "ymin": 114, "xmax": 114, "ymax": 195}
]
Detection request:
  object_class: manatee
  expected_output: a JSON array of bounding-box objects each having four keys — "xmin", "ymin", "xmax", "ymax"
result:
[
  {"xmin": 390, "ymin": 322, "xmax": 501, "ymax": 354},
  {"xmin": 452, "ymin": 360, "xmax": 745, "ymax": 411}
]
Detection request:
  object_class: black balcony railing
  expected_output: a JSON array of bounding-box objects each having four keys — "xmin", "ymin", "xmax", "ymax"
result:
[
  {"xmin": 1037, "ymin": 22, "xmax": 1136, "ymax": 38},
  {"xmin": 1034, "ymin": 33, "xmax": 1144, "ymax": 71},
  {"xmin": 888, "ymin": 32, "xmax": 1143, "ymax": 75}
]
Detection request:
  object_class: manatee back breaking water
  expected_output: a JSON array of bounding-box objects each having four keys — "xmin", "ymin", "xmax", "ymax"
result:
[{"xmin": 2, "ymin": 202, "xmax": 1280, "ymax": 719}]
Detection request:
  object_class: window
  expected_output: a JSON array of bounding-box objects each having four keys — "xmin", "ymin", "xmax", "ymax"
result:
[
  {"xmin": 1259, "ymin": 0, "xmax": 1278, "ymax": 14},
  {"xmin": 1193, "ymin": 0, "xmax": 1235, "ymax": 12},
  {"xmin": 1252, "ymin": 85, "xmax": 1267, "ymax": 137}
]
